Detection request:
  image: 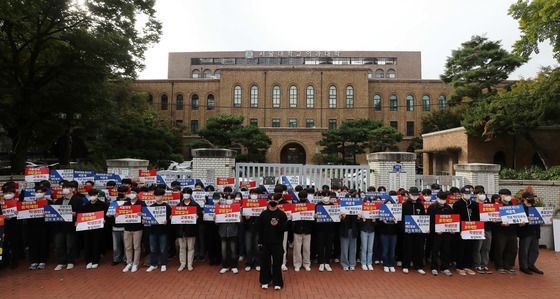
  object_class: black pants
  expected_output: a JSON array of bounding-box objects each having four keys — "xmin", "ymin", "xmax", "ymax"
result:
[
  {"xmin": 4, "ymin": 219, "xmax": 23, "ymax": 267},
  {"xmin": 316, "ymin": 231, "xmax": 333, "ymax": 264},
  {"xmin": 403, "ymin": 233, "xmax": 425, "ymax": 269},
  {"xmin": 518, "ymin": 235, "xmax": 539, "ymax": 270},
  {"xmin": 55, "ymin": 230, "xmax": 76, "ymax": 265},
  {"xmin": 84, "ymin": 229, "xmax": 102, "ymax": 264},
  {"xmin": 259, "ymin": 243, "xmax": 284, "ymax": 287},
  {"xmin": 455, "ymin": 236, "xmax": 475, "ymax": 269},
  {"xmin": 205, "ymin": 222, "xmax": 221, "ymax": 265},
  {"xmin": 221, "ymin": 237, "xmax": 238, "ymax": 269},
  {"xmin": 374, "ymin": 231, "xmax": 383, "ymax": 261},
  {"xmin": 332, "ymin": 224, "xmax": 340, "ymax": 259},
  {"xmin": 27, "ymin": 221, "xmax": 48, "ymax": 264},
  {"xmin": 430, "ymin": 233, "xmax": 451, "ymax": 270},
  {"xmin": 494, "ymin": 231, "xmax": 517, "ymax": 270}
]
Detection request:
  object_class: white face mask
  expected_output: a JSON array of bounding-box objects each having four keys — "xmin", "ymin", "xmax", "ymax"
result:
[
  {"xmin": 4, "ymin": 193, "xmax": 15, "ymax": 200},
  {"xmin": 477, "ymin": 194, "xmax": 486, "ymax": 201},
  {"xmin": 127, "ymin": 193, "xmax": 137, "ymax": 200},
  {"xmin": 62, "ymin": 188, "xmax": 71, "ymax": 195},
  {"xmin": 89, "ymin": 195, "xmax": 98, "ymax": 202},
  {"xmin": 504, "ymin": 196, "xmax": 512, "ymax": 202},
  {"xmin": 183, "ymin": 193, "xmax": 191, "ymax": 199},
  {"xmin": 225, "ymin": 199, "xmax": 233, "ymax": 205},
  {"xmin": 250, "ymin": 194, "xmax": 258, "ymax": 200},
  {"xmin": 433, "ymin": 189, "xmax": 441, "ymax": 194},
  {"xmin": 155, "ymin": 196, "xmax": 163, "ymax": 202},
  {"xmin": 410, "ymin": 195, "xmax": 418, "ymax": 202},
  {"xmin": 322, "ymin": 197, "xmax": 330, "ymax": 204},
  {"xmin": 235, "ymin": 197, "xmax": 241, "ymax": 201},
  {"xmin": 462, "ymin": 194, "xmax": 470, "ymax": 200},
  {"xmin": 35, "ymin": 192, "xmax": 45, "ymax": 199},
  {"xmin": 437, "ymin": 199, "xmax": 447, "ymax": 205}
]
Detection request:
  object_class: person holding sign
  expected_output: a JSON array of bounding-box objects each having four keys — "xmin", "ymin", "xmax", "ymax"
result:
[
  {"xmin": 258, "ymin": 193, "xmax": 288, "ymax": 290},
  {"xmin": 314, "ymin": 191, "xmax": 335, "ymax": 272},
  {"xmin": 452, "ymin": 187, "xmax": 477, "ymax": 276},
  {"xmin": 358, "ymin": 193, "xmax": 376, "ymax": 271},
  {"xmin": 339, "ymin": 191, "xmax": 359, "ymax": 271},
  {"xmin": 122, "ymin": 189, "xmax": 146, "ymax": 273},
  {"xmin": 401, "ymin": 187, "xmax": 426, "ymax": 275},
  {"xmin": 292, "ymin": 190, "xmax": 313, "ymax": 272},
  {"xmin": 494, "ymin": 189, "xmax": 518, "ymax": 274},
  {"xmin": 471, "ymin": 192, "xmax": 497, "ymax": 274},
  {"xmin": 146, "ymin": 188, "xmax": 172, "ymax": 272},
  {"xmin": 217, "ymin": 192, "xmax": 240, "ymax": 274},
  {"xmin": 1, "ymin": 185, "xmax": 23, "ymax": 269},
  {"xmin": 79, "ymin": 189, "xmax": 107, "ymax": 269},
  {"xmin": 379, "ymin": 190, "xmax": 400, "ymax": 273},
  {"xmin": 518, "ymin": 192, "xmax": 544, "ymax": 275},
  {"xmin": 427, "ymin": 191, "xmax": 453, "ymax": 276},
  {"xmin": 110, "ymin": 185, "xmax": 128, "ymax": 266},
  {"xmin": 51, "ymin": 181, "xmax": 83, "ymax": 271},
  {"xmin": 21, "ymin": 185, "xmax": 49, "ymax": 270},
  {"xmin": 175, "ymin": 189, "xmax": 202, "ymax": 272},
  {"xmin": 243, "ymin": 189, "xmax": 262, "ymax": 272}
]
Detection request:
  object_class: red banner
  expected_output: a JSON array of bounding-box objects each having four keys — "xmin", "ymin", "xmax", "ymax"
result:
[
  {"xmin": 116, "ymin": 205, "xmax": 141, "ymax": 215},
  {"xmin": 216, "ymin": 177, "xmax": 235, "ymax": 186}
]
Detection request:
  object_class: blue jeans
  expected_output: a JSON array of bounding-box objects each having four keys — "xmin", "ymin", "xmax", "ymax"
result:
[
  {"xmin": 360, "ymin": 231, "xmax": 375, "ymax": 266},
  {"xmin": 149, "ymin": 232, "xmax": 169, "ymax": 266},
  {"xmin": 381, "ymin": 234, "xmax": 397, "ymax": 267},
  {"xmin": 340, "ymin": 229, "xmax": 357, "ymax": 268}
]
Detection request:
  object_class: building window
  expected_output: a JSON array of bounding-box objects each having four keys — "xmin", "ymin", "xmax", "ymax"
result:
[
  {"xmin": 249, "ymin": 118, "xmax": 258, "ymax": 127},
  {"xmin": 406, "ymin": 121, "xmax": 415, "ymax": 136},
  {"xmin": 192, "ymin": 70, "xmax": 200, "ymax": 78},
  {"xmin": 203, "ymin": 69, "xmax": 212, "ymax": 78},
  {"xmin": 328, "ymin": 85, "xmax": 337, "ymax": 108},
  {"xmin": 272, "ymin": 118, "xmax": 280, "ymax": 128},
  {"xmin": 346, "ymin": 86, "xmax": 354, "ymax": 108},
  {"xmin": 387, "ymin": 69, "xmax": 396, "ymax": 79},
  {"xmin": 175, "ymin": 120, "xmax": 183, "ymax": 128},
  {"xmin": 306, "ymin": 85, "xmax": 314, "ymax": 108},
  {"xmin": 406, "ymin": 95, "xmax": 414, "ymax": 112},
  {"xmin": 422, "ymin": 95, "xmax": 430, "ymax": 112},
  {"xmin": 439, "ymin": 95, "xmax": 447, "ymax": 110},
  {"xmin": 233, "ymin": 85, "xmax": 242, "ymax": 107},
  {"xmin": 207, "ymin": 94, "xmax": 215, "ymax": 110},
  {"xmin": 160, "ymin": 94, "xmax": 168, "ymax": 110},
  {"xmin": 250, "ymin": 85, "xmax": 258, "ymax": 108},
  {"xmin": 272, "ymin": 85, "xmax": 280, "ymax": 108},
  {"xmin": 147, "ymin": 94, "xmax": 153, "ymax": 105},
  {"xmin": 191, "ymin": 94, "xmax": 199, "ymax": 110},
  {"xmin": 289, "ymin": 85, "xmax": 297, "ymax": 108},
  {"xmin": 390, "ymin": 95, "xmax": 398, "ymax": 111},
  {"xmin": 390, "ymin": 121, "xmax": 398, "ymax": 130},
  {"xmin": 214, "ymin": 70, "xmax": 221, "ymax": 79},
  {"xmin": 288, "ymin": 118, "xmax": 297, "ymax": 128},
  {"xmin": 373, "ymin": 95, "xmax": 382, "ymax": 111},
  {"xmin": 176, "ymin": 94, "xmax": 184, "ymax": 110},
  {"xmin": 191, "ymin": 120, "xmax": 199, "ymax": 134},
  {"xmin": 328, "ymin": 119, "xmax": 337, "ymax": 130},
  {"xmin": 306, "ymin": 119, "xmax": 314, "ymax": 128},
  {"xmin": 375, "ymin": 69, "xmax": 384, "ymax": 78}
]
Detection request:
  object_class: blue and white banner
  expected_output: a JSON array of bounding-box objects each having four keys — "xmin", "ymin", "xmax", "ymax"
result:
[
  {"xmin": 94, "ymin": 173, "xmax": 122, "ymax": 186},
  {"xmin": 74, "ymin": 170, "xmax": 96, "ymax": 185},
  {"xmin": 192, "ymin": 191, "xmax": 208, "ymax": 207},
  {"xmin": 379, "ymin": 204, "xmax": 403, "ymax": 222},
  {"xmin": 404, "ymin": 215, "xmax": 430, "ymax": 233},
  {"xmin": 22, "ymin": 188, "xmax": 36, "ymax": 201},
  {"xmin": 339, "ymin": 197, "xmax": 363, "ymax": 215},
  {"xmin": 106, "ymin": 200, "xmax": 125, "ymax": 216},
  {"xmin": 142, "ymin": 206, "xmax": 167, "ymax": 226},
  {"xmin": 528, "ymin": 207, "xmax": 553, "ymax": 225},
  {"xmin": 281, "ymin": 176, "xmax": 300, "ymax": 188},
  {"xmin": 362, "ymin": 192, "xmax": 392, "ymax": 202},
  {"xmin": 315, "ymin": 205, "xmax": 341, "ymax": 223},
  {"xmin": 203, "ymin": 204, "xmax": 215, "ymax": 221},
  {"xmin": 499, "ymin": 205, "xmax": 528, "ymax": 224},
  {"xmin": 50, "ymin": 169, "xmax": 74, "ymax": 185},
  {"xmin": 44, "ymin": 205, "xmax": 73, "ymax": 222}
]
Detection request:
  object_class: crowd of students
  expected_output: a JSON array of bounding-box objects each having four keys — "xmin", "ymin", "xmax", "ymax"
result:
[{"xmin": 0, "ymin": 179, "xmax": 545, "ymax": 282}]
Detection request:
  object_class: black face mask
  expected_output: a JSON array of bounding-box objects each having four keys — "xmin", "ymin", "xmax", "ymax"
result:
[
  {"xmin": 527, "ymin": 199, "xmax": 535, "ymax": 205},
  {"xmin": 299, "ymin": 198, "xmax": 307, "ymax": 202},
  {"xmin": 269, "ymin": 200, "xmax": 278, "ymax": 207}
]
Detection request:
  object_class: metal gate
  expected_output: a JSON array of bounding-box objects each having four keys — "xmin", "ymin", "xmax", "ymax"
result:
[{"xmin": 235, "ymin": 163, "xmax": 370, "ymax": 191}]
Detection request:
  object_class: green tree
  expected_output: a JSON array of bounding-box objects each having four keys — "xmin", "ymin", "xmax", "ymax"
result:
[
  {"xmin": 509, "ymin": 0, "xmax": 560, "ymax": 62},
  {"xmin": 0, "ymin": 0, "xmax": 161, "ymax": 173},
  {"xmin": 421, "ymin": 105, "xmax": 465, "ymax": 134},
  {"xmin": 440, "ymin": 35, "xmax": 525, "ymax": 104},
  {"xmin": 368, "ymin": 127, "xmax": 403, "ymax": 152}
]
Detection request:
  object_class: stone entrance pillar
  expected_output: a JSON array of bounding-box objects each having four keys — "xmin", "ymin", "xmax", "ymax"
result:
[
  {"xmin": 191, "ymin": 148, "xmax": 236, "ymax": 184},
  {"xmin": 454, "ymin": 163, "xmax": 500, "ymax": 194},
  {"xmin": 106, "ymin": 158, "xmax": 149, "ymax": 179},
  {"xmin": 367, "ymin": 152, "xmax": 416, "ymax": 190}
]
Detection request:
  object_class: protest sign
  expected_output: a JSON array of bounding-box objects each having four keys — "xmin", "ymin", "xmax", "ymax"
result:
[
  {"xmin": 435, "ymin": 214, "xmax": 460, "ymax": 233},
  {"xmin": 44, "ymin": 205, "xmax": 73, "ymax": 222},
  {"xmin": 361, "ymin": 201, "xmax": 382, "ymax": 219},
  {"xmin": 142, "ymin": 206, "xmax": 168, "ymax": 226},
  {"xmin": 76, "ymin": 211, "xmax": 104, "ymax": 231},
  {"xmin": 316, "ymin": 205, "xmax": 341, "ymax": 223},
  {"xmin": 379, "ymin": 204, "xmax": 403, "ymax": 222},
  {"xmin": 139, "ymin": 170, "xmax": 157, "ymax": 184},
  {"xmin": 171, "ymin": 206, "xmax": 197, "ymax": 224},
  {"xmin": 50, "ymin": 169, "xmax": 74, "ymax": 185},
  {"xmin": 16, "ymin": 200, "xmax": 47, "ymax": 219},
  {"xmin": 1, "ymin": 200, "xmax": 17, "ymax": 219},
  {"xmin": 73, "ymin": 170, "xmax": 96, "ymax": 185},
  {"xmin": 215, "ymin": 203, "xmax": 241, "ymax": 223},
  {"xmin": 292, "ymin": 203, "xmax": 315, "ymax": 221},
  {"xmin": 479, "ymin": 203, "xmax": 502, "ymax": 222},
  {"xmin": 461, "ymin": 221, "xmax": 485, "ymax": 240},
  {"xmin": 203, "ymin": 204, "xmax": 215, "ymax": 221},
  {"xmin": 499, "ymin": 205, "xmax": 528, "ymax": 224},
  {"xmin": 241, "ymin": 199, "xmax": 267, "ymax": 217},
  {"xmin": 25, "ymin": 167, "xmax": 49, "ymax": 183},
  {"xmin": 278, "ymin": 203, "xmax": 293, "ymax": 220},
  {"xmin": 115, "ymin": 205, "xmax": 141, "ymax": 224},
  {"xmin": 106, "ymin": 200, "xmax": 125, "ymax": 216},
  {"xmin": 339, "ymin": 197, "xmax": 363, "ymax": 215},
  {"xmin": 404, "ymin": 215, "xmax": 430, "ymax": 234},
  {"xmin": 528, "ymin": 207, "xmax": 553, "ymax": 225}
]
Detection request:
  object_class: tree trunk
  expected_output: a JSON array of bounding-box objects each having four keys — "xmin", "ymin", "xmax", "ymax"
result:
[
  {"xmin": 524, "ymin": 133, "xmax": 549, "ymax": 170},
  {"xmin": 10, "ymin": 134, "xmax": 29, "ymax": 174}
]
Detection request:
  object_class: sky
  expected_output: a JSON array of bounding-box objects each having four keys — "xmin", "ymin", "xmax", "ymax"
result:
[{"xmin": 138, "ymin": 0, "xmax": 557, "ymax": 80}]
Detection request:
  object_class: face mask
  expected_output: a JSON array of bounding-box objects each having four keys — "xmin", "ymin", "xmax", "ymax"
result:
[
  {"xmin": 235, "ymin": 197, "xmax": 241, "ymax": 201},
  {"xmin": 437, "ymin": 199, "xmax": 446, "ymax": 205},
  {"xmin": 269, "ymin": 200, "xmax": 278, "ymax": 207},
  {"xmin": 35, "ymin": 192, "xmax": 45, "ymax": 199},
  {"xmin": 250, "ymin": 194, "xmax": 258, "ymax": 200},
  {"xmin": 527, "ymin": 199, "xmax": 535, "ymax": 205},
  {"xmin": 433, "ymin": 189, "xmax": 441, "ymax": 194},
  {"xmin": 462, "ymin": 194, "xmax": 470, "ymax": 200},
  {"xmin": 4, "ymin": 193, "xmax": 15, "ymax": 200},
  {"xmin": 477, "ymin": 194, "xmax": 486, "ymax": 201},
  {"xmin": 62, "ymin": 188, "xmax": 71, "ymax": 195},
  {"xmin": 128, "ymin": 193, "xmax": 138, "ymax": 200},
  {"xmin": 409, "ymin": 195, "xmax": 418, "ymax": 202},
  {"xmin": 225, "ymin": 199, "xmax": 233, "ymax": 205},
  {"xmin": 89, "ymin": 195, "xmax": 98, "ymax": 202},
  {"xmin": 183, "ymin": 193, "xmax": 191, "ymax": 199},
  {"xmin": 155, "ymin": 196, "xmax": 163, "ymax": 202},
  {"xmin": 322, "ymin": 197, "xmax": 330, "ymax": 204},
  {"xmin": 504, "ymin": 196, "xmax": 512, "ymax": 202}
]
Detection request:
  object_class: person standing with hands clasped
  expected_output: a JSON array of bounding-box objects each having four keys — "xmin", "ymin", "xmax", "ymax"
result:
[
  {"xmin": 518, "ymin": 192, "xmax": 544, "ymax": 275},
  {"xmin": 258, "ymin": 195, "xmax": 288, "ymax": 291}
]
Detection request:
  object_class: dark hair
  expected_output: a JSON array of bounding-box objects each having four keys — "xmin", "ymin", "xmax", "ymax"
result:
[
  {"xmin": 121, "ymin": 178, "xmax": 132, "ymax": 185},
  {"xmin": 295, "ymin": 185, "xmax": 303, "ymax": 192},
  {"xmin": 377, "ymin": 186, "xmax": 386, "ymax": 192},
  {"xmin": 117, "ymin": 185, "xmax": 130, "ymax": 193},
  {"xmin": 223, "ymin": 186, "xmax": 233, "ymax": 193},
  {"xmin": 205, "ymin": 185, "xmax": 215, "ymax": 192},
  {"xmin": 154, "ymin": 188, "xmax": 166, "ymax": 196},
  {"xmin": 430, "ymin": 184, "xmax": 441, "ymax": 190},
  {"xmin": 182, "ymin": 187, "xmax": 193, "ymax": 194},
  {"xmin": 34, "ymin": 185, "xmax": 48, "ymax": 192},
  {"xmin": 85, "ymin": 180, "xmax": 95, "ymax": 186},
  {"xmin": 106, "ymin": 181, "xmax": 117, "ymax": 187},
  {"xmin": 88, "ymin": 189, "xmax": 100, "ymax": 196}
]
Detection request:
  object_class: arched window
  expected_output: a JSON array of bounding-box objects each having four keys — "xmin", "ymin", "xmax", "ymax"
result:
[
  {"xmin": 306, "ymin": 85, "xmax": 314, "ymax": 108},
  {"xmin": 387, "ymin": 69, "xmax": 396, "ymax": 79},
  {"xmin": 233, "ymin": 85, "xmax": 241, "ymax": 107},
  {"xmin": 406, "ymin": 95, "xmax": 414, "ymax": 111},
  {"xmin": 207, "ymin": 94, "xmax": 215, "ymax": 110},
  {"xmin": 422, "ymin": 95, "xmax": 430, "ymax": 112},
  {"xmin": 389, "ymin": 95, "xmax": 398, "ymax": 111},
  {"xmin": 375, "ymin": 69, "xmax": 384, "ymax": 78},
  {"xmin": 368, "ymin": 71, "xmax": 374, "ymax": 79},
  {"xmin": 250, "ymin": 85, "xmax": 258, "ymax": 108},
  {"xmin": 191, "ymin": 94, "xmax": 199, "ymax": 110},
  {"xmin": 214, "ymin": 70, "xmax": 221, "ymax": 79},
  {"xmin": 203, "ymin": 69, "xmax": 212, "ymax": 78},
  {"xmin": 346, "ymin": 86, "xmax": 354, "ymax": 108},
  {"xmin": 272, "ymin": 85, "xmax": 280, "ymax": 108},
  {"xmin": 176, "ymin": 94, "xmax": 184, "ymax": 110},
  {"xmin": 373, "ymin": 95, "xmax": 381, "ymax": 111},
  {"xmin": 328, "ymin": 85, "xmax": 337, "ymax": 108},
  {"xmin": 289, "ymin": 85, "xmax": 297, "ymax": 108},
  {"xmin": 439, "ymin": 95, "xmax": 447, "ymax": 110},
  {"xmin": 160, "ymin": 94, "xmax": 168, "ymax": 110},
  {"xmin": 192, "ymin": 69, "xmax": 200, "ymax": 78}
]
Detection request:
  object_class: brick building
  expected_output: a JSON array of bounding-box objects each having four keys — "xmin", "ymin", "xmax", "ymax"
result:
[{"xmin": 133, "ymin": 51, "xmax": 452, "ymax": 164}]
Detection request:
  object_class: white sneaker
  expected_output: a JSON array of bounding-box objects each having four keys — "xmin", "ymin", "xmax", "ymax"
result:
[
  {"xmin": 261, "ymin": 284, "xmax": 268, "ymax": 289},
  {"xmin": 281, "ymin": 264, "xmax": 288, "ymax": 271},
  {"xmin": 343, "ymin": 266, "xmax": 349, "ymax": 271},
  {"xmin": 384, "ymin": 266, "xmax": 389, "ymax": 273},
  {"xmin": 91, "ymin": 264, "xmax": 98, "ymax": 269},
  {"xmin": 432, "ymin": 269, "xmax": 438, "ymax": 276},
  {"xmin": 274, "ymin": 286, "xmax": 281, "ymax": 290},
  {"xmin": 219, "ymin": 268, "xmax": 229, "ymax": 274},
  {"xmin": 187, "ymin": 265, "xmax": 193, "ymax": 271},
  {"xmin": 54, "ymin": 264, "xmax": 65, "ymax": 271},
  {"xmin": 86, "ymin": 263, "xmax": 93, "ymax": 269},
  {"xmin": 403, "ymin": 268, "xmax": 409, "ymax": 274},
  {"xmin": 29, "ymin": 263, "xmax": 39, "ymax": 270},
  {"xmin": 37, "ymin": 263, "xmax": 46, "ymax": 270},
  {"xmin": 238, "ymin": 256, "xmax": 244, "ymax": 262},
  {"xmin": 245, "ymin": 266, "xmax": 252, "ymax": 272},
  {"xmin": 325, "ymin": 264, "xmax": 333, "ymax": 272},
  {"xmin": 294, "ymin": 267, "xmax": 301, "ymax": 272},
  {"xmin": 389, "ymin": 267, "xmax": 396, "ymax": 273},
  {"xmin": 232, "ymin": 268, "xmax": 239, "ymax": 274},
  {"xmin": 417, "ymin": 269, "xmax": 426, "ymax": 275},
  {"xmin": 304, "ymin": 265, "xmax": 311, "ymax": 272},
  {"xmin": 349, "ymin": 266, "xmax": 355, "ymax": 271},
  {"xmin": 319, "ymin": 264, "xmax": 325, "ymax": 272},
  {"xmin": 397, "ymin": 261, "xmax": 402, "ymax": 267},
  {"xmin": 123, "ymin": 264, "xmax": 132, "ymax": 273},
  {"xmin": 255, "ymin": 266, "xmax": 261, "ymax": 272},
  {"xmin": 443, "ymin": 269, "xmax": 453, "ymax": 276},
  {"xmin": 131, "ymin": 264, "xmax": 138, "ymax": 272},
  {"xmin": 66, "ymin": 263, "xmax": 74, "ymax": 270},
  {"xmin": 146, "ymin": 265, "xmax": 158, "ymax": 272},
  {"xmin": 334, "ymin": 258, "xmax": 340, "ymax": 263},
  {"xmin": 362, "ymin": 265, "xmax": 368, "ymax": 271},
  {"xmin": 367, "ymin": 265, "xmax": 374, "ymax": 271},
  {"xmin": 161, "ymin": 265, "xmax": 167, "ymax": 272},
  {"xmin": 178, "ymin": 264, "xmax": 186, "ymax": 272}
]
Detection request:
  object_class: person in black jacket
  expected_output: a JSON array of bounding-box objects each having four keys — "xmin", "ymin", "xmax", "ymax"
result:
[
  {"xmin": 494, "ymin": 189, "xmax": 518, "ymax": 274},
  {"xmin": 292, "ymin": 190, "xmax": 313, "ymax": 272},
  {"xmin": 314, "ymin": 191, "xmax": 336, "ymax": 272},
  {"xmin": 244, "ymin": 188, "xmax": 261, "ymax": 272},
  {"xmin": 452, "ymin": 187, "xmax": 477, "ymax": 276},
  {"xmin": 258, "ymin": 194, "xmax": 288, "ymax": 290},
  {"xmin": 380, "ymin": 190, "xmax": 400, "ymax": 273},
  {"xmin": 339, "ymin": 192, "xmax": 359, "ymax": 271},
  {"xmin": 518, "ymin": 192, "xmax": 544, "ymax": 275},
  {"xmin": 146, "ymin": 188, "xmax": 172, "ymax": 272},
  {"xmin": 176, "ymin": 188, "xmax": 202, "ymax": 272},
  {"xmin": 428, "ymin": 191, "xmax": 453, "ymax": 276},
  {"xmin": 401, "ymin": 187, "xmax": 426, "ymax": 274},
  {"xmin": 80, "ymin": 189, "xmax": 107, "ymax": 269},
  {"xmin": 21, "ymin": 184, "xmax": 50, "ymax": 270},
  {"xmin": 52, "ymin": 181, "xmax": 83, "ymax": 271}
]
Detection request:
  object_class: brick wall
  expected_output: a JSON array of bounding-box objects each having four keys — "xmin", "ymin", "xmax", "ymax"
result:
[
  {"xmin": 192, "ymin": 157, "xmax": 235, "ymax": 182},
  {"xmin": 499, "ymin": 180, "xmax": 560, "ymax": 210}
]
